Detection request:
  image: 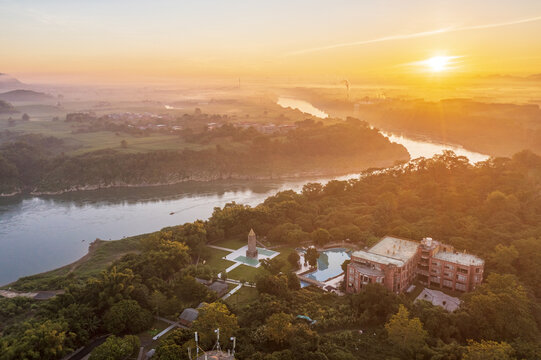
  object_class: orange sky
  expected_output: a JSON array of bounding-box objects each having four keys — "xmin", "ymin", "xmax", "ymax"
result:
[{"xmin": 1, "ymin": 1, "xmax": 541, "ymax": 84}]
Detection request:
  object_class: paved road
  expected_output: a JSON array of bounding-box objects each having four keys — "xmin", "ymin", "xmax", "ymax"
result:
[
  {"xmin": 152, "ymin": 316, "xmax": 188, "ymax": 341},
  {"xmin": 224, "ymin": 262, "xmax": 241, "ymax": 273},
  {"xmin": 221, "ymin": 284, "xmax": 243, "ymax": 300},
  {"xmin": 0, "ymin": 289, "xmax": 62, "ymax": 300}
]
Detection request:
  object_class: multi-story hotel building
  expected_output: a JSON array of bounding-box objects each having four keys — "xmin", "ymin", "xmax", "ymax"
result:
[{"xmin": 346, "ymin": 236, "xmax": 484, "ymax": 294}]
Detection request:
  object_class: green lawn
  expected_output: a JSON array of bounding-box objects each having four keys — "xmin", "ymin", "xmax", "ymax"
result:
[
  {"xmin": 224, "ymin": 286, "xmax": 258, "ymax": 307},
  {"xmin": 202, "ymin": 247, "xmax": 234, "ymax": 273},
  {"xmin": 72, "ymin": 236, "xmax": 143, "ymax": 277},
  {"xmin": 227, "ymin": 264, "xmax": 264, "ymax": 283}
]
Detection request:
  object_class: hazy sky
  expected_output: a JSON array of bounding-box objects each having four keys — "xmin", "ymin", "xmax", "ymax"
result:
[{"xmin": 2, "ymin": 0, "xmax": 541, "ymax": 83}]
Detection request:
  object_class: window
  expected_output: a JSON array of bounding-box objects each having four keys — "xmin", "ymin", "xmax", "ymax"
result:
[
  {"xmin": 443, "ymin": 280, "xmax": 453, "ymax": 288},
  {"xmin": 455, "ymin": 283, "xmax": 466, "ymax": 291},
  {"xmin": 444, "ymin": 264, "xmax": 455, "ymax": 270},
  {"xmin": 432, "ymin": 261, "xmax": 440, "ymax": 267},
  {"xmin": 456, "ymin": 274, "xmax": 467, "ymax": 282}
]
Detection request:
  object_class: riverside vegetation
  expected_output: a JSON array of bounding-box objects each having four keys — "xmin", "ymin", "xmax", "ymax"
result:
[
  {"xmin": 1, "ymin": 151, "xmax": 541, "ymax": 359},
  {"xmin": 0, "ymin": 118, "xmax": 408, "ymax": 195}
]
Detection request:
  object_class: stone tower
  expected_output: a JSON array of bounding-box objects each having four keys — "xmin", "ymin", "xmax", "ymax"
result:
[{"xmin": 246, "ymin": 228, "xmax": 258, "ymax": 259}]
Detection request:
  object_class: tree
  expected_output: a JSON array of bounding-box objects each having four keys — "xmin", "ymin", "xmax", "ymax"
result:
[
  {"xmin": 311, "ymin": 228, "xmax": 331, "ymax": 246},
  {"xmin": 3, "ymin": 320, "xmax": 75, "ymax": 360},
  {"xmin": 488, "ymin": 244, "xmax": 518, "ymax": 274},
  {"xmin": 341, "ymin": 259, "xmax": 350, "ymax": 273},
  {"xmin": 256, "ymin": 274, "xmax": 290, "ymax": 299},
  {"xmin": 193, "ymin": 302, "xmax": 239, "ymax": 348},
  {"xmin": 263, "ymin": 312, "xmax": 294, "ymax": 345},
  {"xmin": 148, "ymin": 290, "xmax": 169, "ymax": 316},
  {"xmin": 460, "ymin": 273, "xmax": 540, "ymax": 341},
  {"xmin": 155, "ymin": 328, "xmax": 192, "ymax": 360},
  {"xmin": 305, "ymin": 247, "xmax": 319, "ymax": 268},
  {"xmin": 302, "ymin": 183, "xmax": 323, "ymax": 199},
  {"xmin": 120, "ymin": 139, "xmax": 128, "ymax": 148},
  {"xmin": 260, "ymin": 258, "xmax": 285, "ymax": 275},
  {"xmin": 21, "ymin": 113, "xmax": 30, "ymax": 121},
  {"xmin": 385, "ymin": 304, "xmax": 428, "ymax": 356},
  {"xmin": 286, "ymin": 272, "xmax": 300, "ymax": 291},
  {"xmin": 156, "ymin": 343, "xmax": 186, "ymax": 360},
  {"xmin": 267, "ymin": 223, "xmax": 303, "ymax": 244},
  {"xmin": 462, "ymin": 340, "xmax": 515, "ymax": 360},
  {"xmin": 89, "ymin": 335, "xmax": 140, "ymax": 360},
  {"xmin": 287, "ymin": 251, "xmax": 300, "ymax": 269},
  {"xmin": 104, "ymin": 300, "xmax": 153, "ymax": 335}
]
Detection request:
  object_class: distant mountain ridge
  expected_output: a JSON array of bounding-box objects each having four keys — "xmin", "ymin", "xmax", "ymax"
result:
[
  {"xmin": 0, "ymin": 73, "xmax": 23, "ymax": 89},
  {"xmin": 0, "ymin": 89, "xmax": 54, "ymax": 102}
]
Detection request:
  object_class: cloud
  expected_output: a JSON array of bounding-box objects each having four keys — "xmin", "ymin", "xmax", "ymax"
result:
[{"xmin": 285, "ymin": 15, "xmax": 541, "ymax": 56}]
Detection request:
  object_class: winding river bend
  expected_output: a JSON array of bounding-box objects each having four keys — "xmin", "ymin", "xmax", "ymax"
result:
[
  {"xmin": 276, "ymin": 97, "xmax": 489, "ymax": 163},
  {"xmin": 0, "ymin": 98, "xmax": 489, "ymax": 286}
]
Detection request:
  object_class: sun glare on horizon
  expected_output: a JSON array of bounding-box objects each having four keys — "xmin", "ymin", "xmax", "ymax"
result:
[
  {"xmin": 419, "ymin": 55, "xmax": 461, "ymax": 73},
  {"xmin": 426, "ymin": 56, "xmax": 450, "ymax": 72}
]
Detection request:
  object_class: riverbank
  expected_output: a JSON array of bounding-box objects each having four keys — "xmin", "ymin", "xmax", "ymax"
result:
[
  {"xmin": 0, "ymin": 165, "xmax": 388, "ymax": 198},
  {"xmin": 1, "ymin": 235, "xmax": 143, "ymax": 290}
]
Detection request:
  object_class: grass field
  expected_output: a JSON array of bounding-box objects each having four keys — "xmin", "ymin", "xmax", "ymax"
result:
[
  {"xmin": 0, "ymin": 94, "xmax": 308, "ymax": 157},
  {"xmin": 224, "ymin": 286, "xmax": 258, "ymax": 307},
  {"xmin": 203, "ymin": 248, "xmax": 234, "ymax": 273},
  {"xmin": 0, "ymin": 117, "xmax": 214, "ymax": 155},
  {"xmin": 227, "ymin": 264, "xmax": 263, "ymax": 283}
]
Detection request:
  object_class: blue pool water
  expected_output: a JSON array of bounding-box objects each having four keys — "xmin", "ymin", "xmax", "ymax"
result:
[{"xmin": 305, "ymin": 248, "xmax": 351, "ymax": 282}]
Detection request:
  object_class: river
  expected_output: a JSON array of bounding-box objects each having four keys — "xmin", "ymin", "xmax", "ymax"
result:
[
  {"xmin": 0, "ymin": 98, "xmax": 489, "ymax": 286},
  {"xmin": 276, "ymin": 96, "xmax": 489, "ymax": 163},
  {"xmin": 0, "ymin": 175, "xmax": 358, "ymax": 286}
]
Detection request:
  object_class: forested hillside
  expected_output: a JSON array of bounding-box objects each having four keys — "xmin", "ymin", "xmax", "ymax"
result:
[
  {"xmin": 0, "ymin": 119, "xmax": 409, "ymax": 195},
  {"xmin": 2, "ymin": 151, "xmax": 541, "ymax": 359}
]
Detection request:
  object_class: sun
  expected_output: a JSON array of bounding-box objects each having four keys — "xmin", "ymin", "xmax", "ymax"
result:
[
  {"xmin": 425, "ymin": 56, "xmax": 450, "ymax": 72},
  {"xmin": 419, "ymin": 55, "xmax": 461, "ymax": 73}
]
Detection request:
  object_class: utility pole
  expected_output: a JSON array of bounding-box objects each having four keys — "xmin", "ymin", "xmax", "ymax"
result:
[
  {"xmin": 215, "ymin": 328, "xmax": 221, "ymax": 352},
  {"xmin": 195, "ymin": 331, "xmax": 199, "ymax": 360},
  {"xmin": 230, "ymin": 337, "xmax": 236, "ymax": 357}
]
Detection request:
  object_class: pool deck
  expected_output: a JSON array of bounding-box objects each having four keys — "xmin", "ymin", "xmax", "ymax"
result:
[{"xmin": 295, "ymin": 248, "xmax": 349, "ymax": 293}]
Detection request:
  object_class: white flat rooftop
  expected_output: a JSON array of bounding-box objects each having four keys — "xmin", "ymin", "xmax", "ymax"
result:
[
  {"xmin": 368, "ymin": 236, "xmax": 419, "ymax": 263},
  {"xmin": 415, "ymin": 288, "xmax": 461, "ymax": 312},
  {"xmin": 433, "ymin": 251, "xmax": 484, "ymax": 267},
  {"xmin": 351, "ymin": 250, "xmax": 404, "ymax": 267}
]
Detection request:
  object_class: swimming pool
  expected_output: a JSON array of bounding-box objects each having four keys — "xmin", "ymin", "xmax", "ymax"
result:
[{"xmin": 304, "ymin": 248, "xmax": 351, "ymax": 282}]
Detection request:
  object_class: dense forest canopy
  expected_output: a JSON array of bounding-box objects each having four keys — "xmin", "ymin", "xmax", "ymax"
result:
[
  {"xmin": 2, "ymin": 150, "xmax": 541, "ymax": 359},
  {"xmin": 0, "ymin": 118, "xmax": 408, "ymax": 195}
]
